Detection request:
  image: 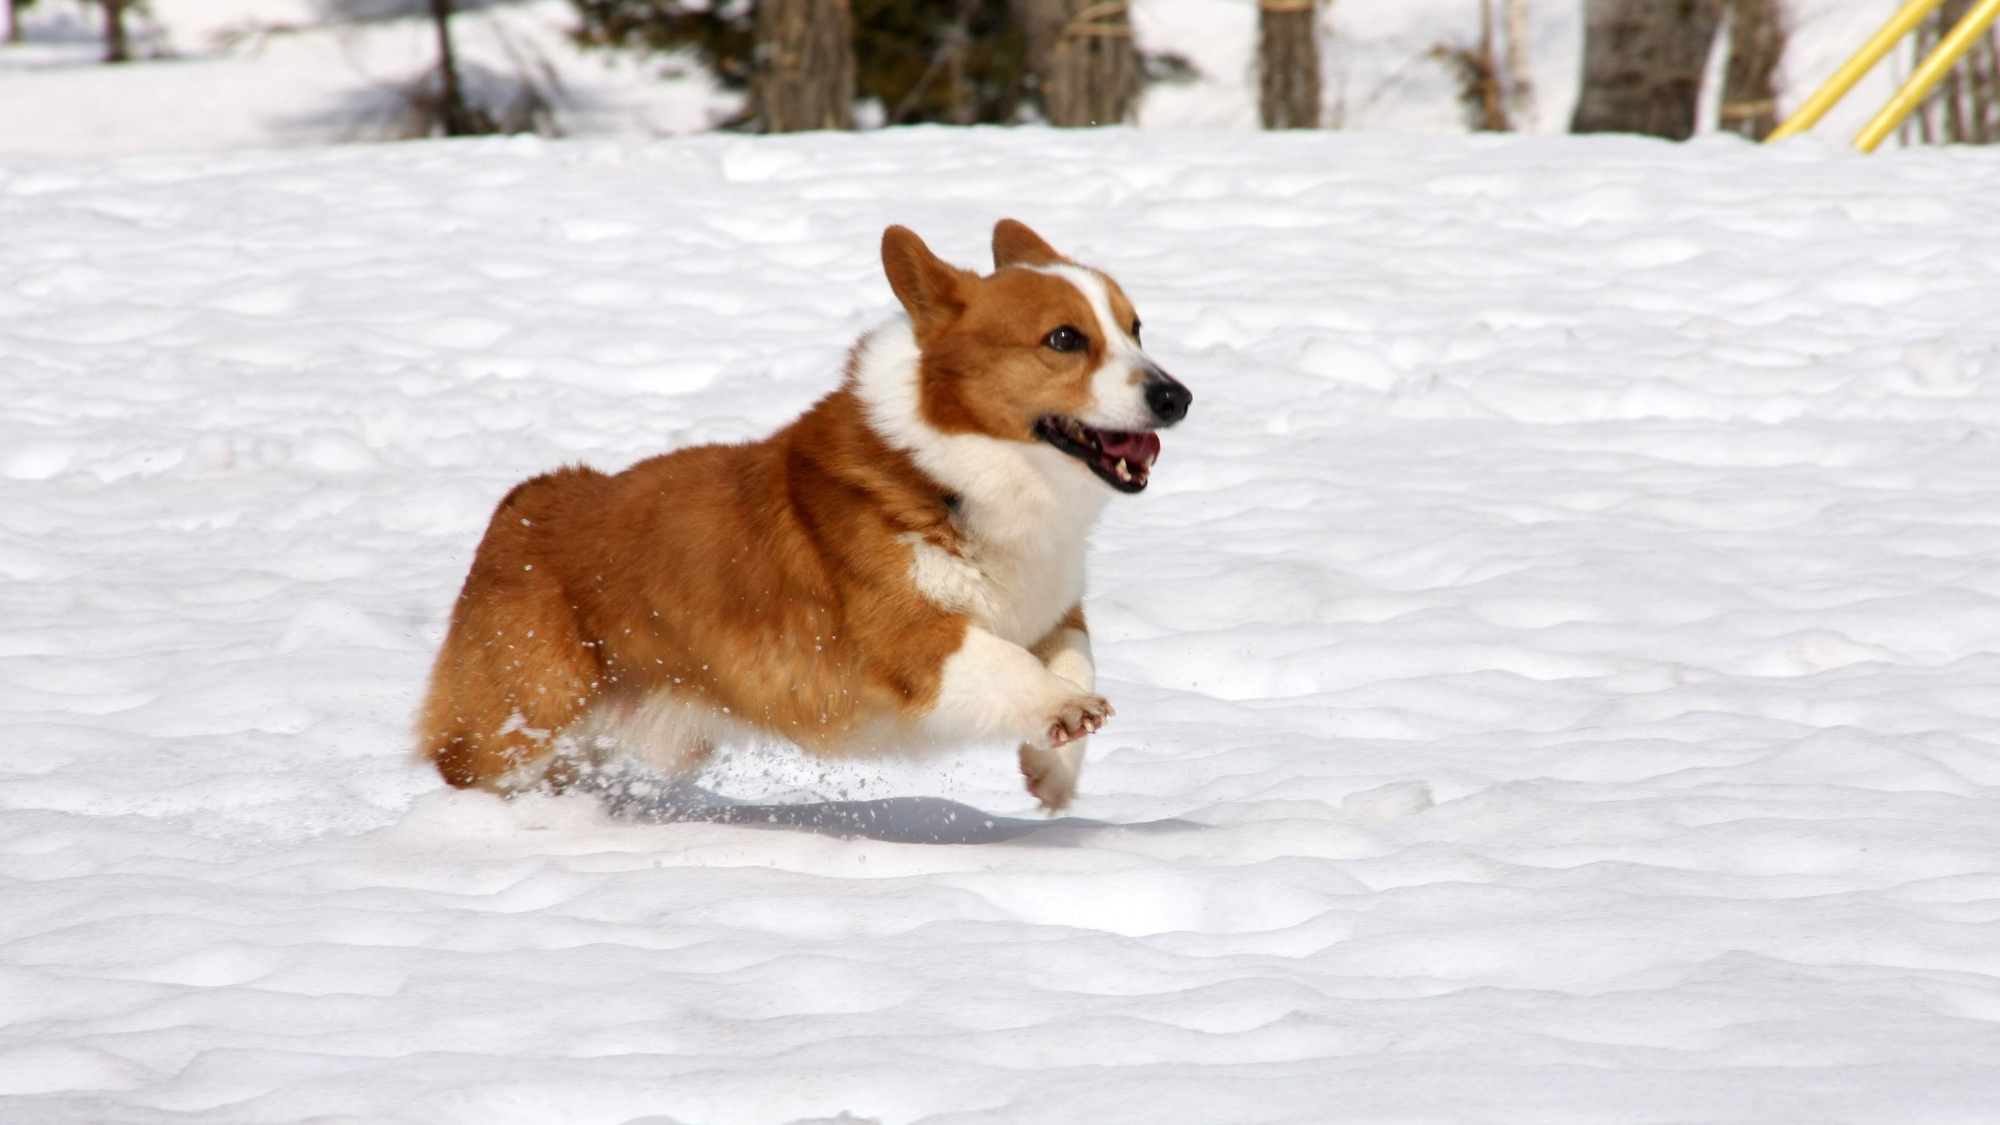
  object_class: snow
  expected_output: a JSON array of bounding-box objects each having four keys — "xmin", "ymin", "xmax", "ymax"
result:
[
  {"xmin": 0, "ymin": 0, "xmax": 735, "ymax": 153},
  {"xmin": 6, "ymin": 125, "xmax": 2000, "ymax": 1121},
  {"xmin": 0, "ymin": 0, "xmax": 1955, "ymax": 153}
]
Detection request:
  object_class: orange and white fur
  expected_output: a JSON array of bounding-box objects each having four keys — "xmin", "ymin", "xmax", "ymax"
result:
[{"xmin": 417, "ymin": 220, "xmax": 1192, "ymax": 811}]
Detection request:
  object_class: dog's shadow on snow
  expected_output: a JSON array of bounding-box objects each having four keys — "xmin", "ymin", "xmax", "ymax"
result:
[{"xmin": 575, "ymin": 773, "xmax": 1198, "ymax": 846}]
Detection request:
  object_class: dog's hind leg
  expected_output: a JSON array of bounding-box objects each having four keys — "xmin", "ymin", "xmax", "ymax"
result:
[
  {"xmin": 563, "ymin": 689, "xmax": 724, "ymax": 783},
  {"xmin": 416, "ymin": 488, "xmax": 606, "ymax": 791},
  {"xmin": 417, "ymin": 573, "xmax": 603, "ymax": 791}
]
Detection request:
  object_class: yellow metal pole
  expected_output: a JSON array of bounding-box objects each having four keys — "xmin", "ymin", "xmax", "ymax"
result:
[
  {"xmin": 1765, "ymin": 0, "xmax": 1946, "ymax": 143},
  {"xmin": 1854, "ymin": 0, "xmax": 2000, "ymax": 150}
]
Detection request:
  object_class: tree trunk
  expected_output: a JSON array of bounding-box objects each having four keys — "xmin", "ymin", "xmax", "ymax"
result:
[
  {"xmin": 1258, "ymin": 0, "xmax": 1321, "ymax": 129},
  {"xmin": 1571, "ymin": 0, "xmax": 1723, "ymax": 139},
  {"xmin": 1474, "ymin": 0, "xmax": 1506, "ymax": 130},
  {"xmin": 1718, "ymin": 0, "xmax": 1784, "ymax": 140},
  {"xmin": 6, "ymin": 0, "xmax": 23, "ymax": 45},
  {"xmin": 885, "ymin": 0, "xmax": 984, "ymax": 127},
  {"xmin": 1011, "ymin": 0, "xmax": 1061, "ymax": 117},
  {"xmin": 1020, "ymin": 0, "xmax": 1138, "ymax": 126},
  {"xmin": 102, "ymin": 0, "xmax": 129, "ymax": 63},
  {"xmin": 1013, "ymin": 0, "xmax": 1061, "ymax": 79},
  {"xmin": 1909, "ymin": 0, "xmax": 2000, "ymax": 144},
  {"xmin": 754, "ymin": 0, "xmax": 857, "ymax": 132},
  {"xmin": 427, "ymin": 0, "xmax": 481, "ymax": 136},
  {"xmin": 1975, "ymin": 12, "xmax": 2000, "ymax": 143},
  {"xmin": 1503, "ymin": 0, "xmax": 1536, "ymax": 128}
]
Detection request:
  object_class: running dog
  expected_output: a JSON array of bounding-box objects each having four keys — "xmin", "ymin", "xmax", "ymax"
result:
[{"xmin": 417, "ymin": 220, "xmax": 1191, "ymax": 811}]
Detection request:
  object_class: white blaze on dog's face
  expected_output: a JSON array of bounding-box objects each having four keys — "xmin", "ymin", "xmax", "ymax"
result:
[{"xmin": 880, "ymin": 220, "xmax": 1192, "ymax": 494}]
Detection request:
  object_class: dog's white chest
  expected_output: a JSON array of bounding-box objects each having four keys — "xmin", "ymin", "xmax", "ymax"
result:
[
  {"xmin": 854, "ymin": 317, "xmax": 1109, "ymax": 646},
  {"xmin": 905, "ymin": 530, "xmax": 1085, "ymax": 646}
]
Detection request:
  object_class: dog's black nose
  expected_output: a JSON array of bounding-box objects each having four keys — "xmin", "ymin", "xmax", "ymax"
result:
[{"xmin": 1146, "ymin": 375, "xmax": 1192, "ymax": 425}]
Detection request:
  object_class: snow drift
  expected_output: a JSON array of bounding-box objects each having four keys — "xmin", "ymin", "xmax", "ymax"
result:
[{"xmin": 3, "ymin": 128, "xmax": 2000, "ymax": 1122}]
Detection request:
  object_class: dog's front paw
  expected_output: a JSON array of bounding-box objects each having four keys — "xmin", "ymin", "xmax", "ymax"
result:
[
  {"xmin": 1043, "ymin": 692, "xmax": 1111, "ymax": 748},
  {"xmin": 1020, "ymin": 739, "xmax": 1086, "ymax": 813}
]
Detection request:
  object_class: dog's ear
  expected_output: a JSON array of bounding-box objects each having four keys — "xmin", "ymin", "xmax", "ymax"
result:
[
  {"xmin": 883, "ymin": 226, "xmax": 974, "ymax": 340},
  {"xmin": 992, "ymin": 219, "xmax": 1062, "ymax": 270}
]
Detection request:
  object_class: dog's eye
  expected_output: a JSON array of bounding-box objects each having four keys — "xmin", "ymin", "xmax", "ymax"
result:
[
  {"xmin": 1131, "ymin": 320, "xmax": 1142, "ymax": 345},
  {"xmin": 1044, "ymin": 326, "xmax": 1087, "ymax": 353}
]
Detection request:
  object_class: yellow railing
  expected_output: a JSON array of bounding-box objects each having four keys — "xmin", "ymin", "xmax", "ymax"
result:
[{"xmin": 1764, "ymin": 0, "xmax": 2000, "ymax": 150}]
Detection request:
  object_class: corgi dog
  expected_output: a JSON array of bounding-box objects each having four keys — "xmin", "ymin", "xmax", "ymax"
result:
[{"xmin": 416, "ymin": 220, "xmax": 1191, "ymax": 811}]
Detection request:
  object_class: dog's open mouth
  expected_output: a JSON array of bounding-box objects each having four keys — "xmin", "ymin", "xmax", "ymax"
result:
[{"xmin": 1034, "ymin": 415, "xmax": 1161, "ymax": 494}]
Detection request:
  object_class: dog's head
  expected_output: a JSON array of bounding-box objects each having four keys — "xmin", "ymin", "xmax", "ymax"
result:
[{"xmin": 880, "ymin": 220, "xmax": 1191, "ymax": 494}]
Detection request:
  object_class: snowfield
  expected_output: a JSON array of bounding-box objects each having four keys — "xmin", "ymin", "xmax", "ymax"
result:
[{"xmin": 6, "ymin": 128, "xmax": 2000, "ymax": 1123}]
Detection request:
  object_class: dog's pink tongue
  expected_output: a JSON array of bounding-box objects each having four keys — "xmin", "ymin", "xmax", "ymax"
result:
[{"xmin": 1099, "ymin": 430, "xmax": 1161, "ymax": 463}]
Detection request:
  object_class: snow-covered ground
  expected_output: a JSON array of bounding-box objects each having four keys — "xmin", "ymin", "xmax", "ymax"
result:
[
  {"xmin": 0, "ymin": 0, "xmax": 1953, "ymax": 152},
  {"xmin": 7, "ymin": 128, "xmax": 2000, "ymax": 1122},
  {"xmin": 0, "ymin": 0, "xmax": 734, "ymax": 152}
]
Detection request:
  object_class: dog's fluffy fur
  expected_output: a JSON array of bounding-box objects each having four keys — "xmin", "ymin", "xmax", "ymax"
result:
[{"xmin": 416, "ymin": 220, "xmax": 1191, "ymax": 810}]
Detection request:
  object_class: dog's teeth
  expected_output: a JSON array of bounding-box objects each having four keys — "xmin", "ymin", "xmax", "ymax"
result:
[{"xmin": 1115, "ymin": 458, "xmax": 1131, "ymax": 482}]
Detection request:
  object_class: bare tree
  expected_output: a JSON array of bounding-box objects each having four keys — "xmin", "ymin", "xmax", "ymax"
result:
[
  {"xmin": 1571, "ymin": 0, "xmax": 1723, "ymax": 139},
  {"xmin": 95, "ymin": 0, "xmax": 133, "ymax": 62},
  {"xmin": 5, "ymin": 0, "xmax": 30, "ymax": 44},
  {"xmin": 1718, "ymin": 0, "xmax": 1784, "ymax": 140},
  {"xmin": 1905, "ymin": 0, "xmax": 2000, "ymax": 144},
  {"xmin": 1503, "ymin": 0, "xmax": 1536, "ymax": 127},
  {"xmin": 1013, "ymin": 0, "xmax": 1137, "ymax": 126},
  {"xmin": 1258, "ymin": 0, "xmax": 1321, "ymax": 129},
  {"xmin": 425, "ymin": 0, "xmax": 485, "ymax": 134},
  {"xmin": 572, "ymin": 0, "xmax": 1027, "ymax": 128},
  {"xmin": 314, "ymin": 0, "xmax": 559, "ymax": 137},
  {"xmin": 1434, "ymin": 0, "xmax": 1509, "ymax": 131},
  {"xmin": 754, "ymin": 0, "xmax": 857, "ymax": 131},
  {"xmin": 880, "ymin": 0, "xmax": 1012, "ymax": 126},
  {"xmin": 1011, "ymin": 0, "xmax": 1062, "ymax": 97}
]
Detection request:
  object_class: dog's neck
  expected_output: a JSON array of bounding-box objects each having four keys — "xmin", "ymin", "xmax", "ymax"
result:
[{"xmin": 850, "ymin": 317, "xmax": 1109, "ymax": 554}]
